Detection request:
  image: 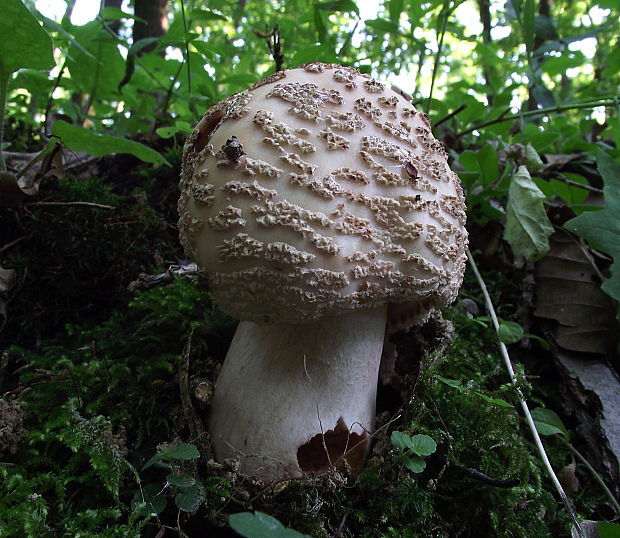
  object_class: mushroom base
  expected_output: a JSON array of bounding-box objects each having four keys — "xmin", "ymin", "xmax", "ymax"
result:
[{"xmin": 208, "ymin": 306, "xmax": 388, "ymax": 482}]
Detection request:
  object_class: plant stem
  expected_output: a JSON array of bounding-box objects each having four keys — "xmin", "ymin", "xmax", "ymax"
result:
[
  {"xmin": 0, "ymin": 77, "xmax": 9, "ymax": 171},
  {"xmin": 434, "ymin": 104, "xmax": 467, "ymax": 127},
  {"xmin": 466, "ymin": 249, "xmax": 585, "ymax": 538},
  {"xmin": 562, "ymin": 439, "xmax": 620, "ymax": 517},
  {"xmin": 426, "ymin": 0, "xmax": 452, "ymax": 115},
  {"xmin": 24, "ymin": 201, "xmax": 115, "ymax": 209},
  {"xmin": 179, "ymin": 0, "xmax": 196, "ymax": 117},
  {"xmin": 456, "ymin": 98, "xmax": 617, "ymax": 138}
]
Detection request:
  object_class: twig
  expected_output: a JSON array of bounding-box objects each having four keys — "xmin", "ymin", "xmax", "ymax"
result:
[
  {"xmin": 434, "ymin": 104, "xmax": 467, "ymax": 127},
  {"xmin": 0, "ymin": 236, "xmax": 25, "ymax": 254},
  {"xmin": 336, "ymin": 19, "xmax": 360, "ymax": 57},
  {"xmin": 456, "ymin": 98, "xmax": 617, "ymax": 138},
  {"xmin": 43, "ymin": 61, "xmax": 67, "ymax": 136},
  {"xmin": 452, "ymin": 463, "xmax": 520, "ymax": 488},
  {"xmin": 466, "ymin": 249, "xmax": 585, "ymax": 538},
  {"xmin": 23, "ymin": 201, "xmax": 115, "ymax": 210},
  {"xmin": 178, "ymin": 329, "xmax": 210, "ymax": 460},
  {"xmin": 554, "ymin": 174, "xmax": 603, "ymax": 194},
  {"xmin": 426, "ymin": 0, "xmax": 453, "ymax": 115},
  {"xmin": 179, "ymin": 0, "xmax": 196, "ymax": 117}
]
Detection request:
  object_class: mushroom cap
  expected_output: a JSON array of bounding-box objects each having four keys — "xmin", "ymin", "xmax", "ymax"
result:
[{"xmin": 178, "ymin": 63, "xmax": 467, "ymax": 324}]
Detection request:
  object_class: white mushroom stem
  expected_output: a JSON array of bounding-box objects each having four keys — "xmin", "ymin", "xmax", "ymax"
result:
[{"xmin": 208, "ymin": 305, "xmax": 388, "ymax": 482}]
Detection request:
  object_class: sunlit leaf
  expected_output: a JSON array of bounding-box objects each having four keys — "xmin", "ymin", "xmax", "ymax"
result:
[
  {"xmin": 0, "ymin": 0, "xmax": 54, "ymax": 79},
  {"xmin": 52, "ymin": 121, "xmax": 169, "ymax": 166},
  {"xmin": 65, "ymin": 21, "xmax": 125, "ymax": 99}
]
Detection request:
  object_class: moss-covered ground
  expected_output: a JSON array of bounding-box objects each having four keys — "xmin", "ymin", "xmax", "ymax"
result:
[{"xmin": 0, "ymin": 158, "xmax": 609, "ymax": 537}]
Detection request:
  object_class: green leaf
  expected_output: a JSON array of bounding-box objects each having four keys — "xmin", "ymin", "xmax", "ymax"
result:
[
  {"xmin": 598, "ymin": 521, "xmax": 620, "ymax": 538},
  {"xmin": 434, "ymin": 375, "xmax": 463, "ymax": 389},
  {"xmin": 290, "ymin": 44, "xmax": 337, "ymax": 66},
  {"xmin": 164, "ymin": 443, "xmax": 201, "ymax": 460},
  {"xmin": 390, "ymin": 430, "xmax": 414, "ymax": 451},
  {"xmin": 497, "ymin": 320, "xmax": 524, "ymax": 344},
  {"xmin": 478, "ymin": 144, "xmax": 499, "ymax": 185},
  {"xmin": 174, "ymin": 482, "xmax": 204, "ymax": 512},
  {"xmin": 52, "ymin": 121, "xmax": 169, "ymax": 166},
  {"xmin": 504, "ymin": 165, "xmax": 554, "ymax": 260},
  {"xmin": 229, "ymin": 511, "xmax": 311, "ymax": 538},
  {"xmin": 531, "ymin": 407, "xmax": 569, "ymax": 440},
  {"xmin": 565, "ymin": 150, "xmax": 620, "ymax": 318},
  {"xmin": 524, "ymin": 144, "xmax": 544, "ymax": 172},
  {"xmin": 522, "ymin": 0, "xmax": 536, "ymax": 55},
  {"xmin": 0, "ymin": 0, "xmax": 54, "ymax": 79},
  {"xmin": 131, "ymin": 484, "xmax": 166, "ymax": 516},
  {"xmin": 409, "ymin": 434, "xmax": 437, "ymax": 457},
  {"xmin": 364, "ymin": 18, "xmax": 401, "ymax": 34},
  {"xmin": 458, "ymin": 150, "xmax": 480, "ymax": 172},
  {"xmin": 315, "ymin": 0, "xmax": 360, "ymax": 16},
  {"xmin": 191, "ymin": 9, "xmax": 228, "ymax": 23},
  {"xmin": 473, "ymin": 392, "xmax": 513, "ymax": 408},
  {"xmin": 167, "ymin": 473, "xmax": 196, "ymax": 488},
  {"xmin": 100, "ymin": 6, "xmax": 145, "ymax": 21},
  {"xmin": 403, "ymin": 456, "xmax": 426, "ymax": 473},
  {"xmin": 65, "ymin": 21, "xmax": 125, "ymax": 99},
  {"xmin": 192, "ymin": 41, "xmax": 221, "ymax": 61}
]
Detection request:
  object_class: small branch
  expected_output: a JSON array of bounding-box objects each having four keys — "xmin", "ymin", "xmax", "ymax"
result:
[
  {"xmin": 0, "ymin": 236, "xmax": 25, "ymax": 254},
  {"xmin": 426, "ymin": 0, "xmax": 453, "ymax": 115},
  {"xmin": 0, "ymin": 77, "xmax": 9, "ymax": 171},
  {"xmin": 23, "ymin": 201, "xmax": 115, "ymax": 210},
  {"xmin": 452, "ymin": 463, "xmax": 520, "ymax": 488},
  {"xmin": 254, "ymin": 26, "xmax": 284, "ymax": 72},
  {"xmin": 336, "ymin": 19, "xmax": 360, "ymax": 57},
  {"xmin": 456, "ymin": 98, "xmax": 617, "ymax": 138},
  {"xmin": 554, "ymin": 174, "xmax": 603, "ymax": 194},
  {"xmin": 178, "ymin": 330, "xmax": 210, "ymax": 460},
  {"xmin": 434, "ymin": 104, "xmax": 467, "ymax": 128},
  {"xmin": 466, "ymin": 249, "xmax": 585, "ymax": 538},
  {"xmin": 179, "ymin": 0, "xmax": 196, "ymax": 117},
  {"xmin": 43, "ymin": 62, "xmax": 67, "ymax": 136}
]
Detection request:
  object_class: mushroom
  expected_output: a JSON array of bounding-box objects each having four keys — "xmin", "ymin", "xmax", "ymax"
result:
[{"xmin": 178, "ymin": 63, "xmax": 468, "ymax": 482}]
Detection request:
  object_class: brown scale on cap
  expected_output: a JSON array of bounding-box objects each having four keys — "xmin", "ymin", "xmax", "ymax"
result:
[{"xmin": 178, "ymin": 64, "xmax": 468, "ymax": 482}]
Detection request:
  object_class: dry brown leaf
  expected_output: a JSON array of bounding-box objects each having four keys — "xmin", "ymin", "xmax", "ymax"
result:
[
  {"xmin": 557, "ymin": 460, "xmax": 580, "ymax": 495},
  {"xmin": 534, "ymin": 232, "xmax": 618, "ymax": 355},
  {"xmin": 1, "ymin": 148, "xmax": 98, "ymax": 207}
]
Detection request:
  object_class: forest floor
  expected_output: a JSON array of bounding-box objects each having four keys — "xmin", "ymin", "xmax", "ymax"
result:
[{"xmin": 1, "ymin": 144, "xmax": 618, "ymax": 537}]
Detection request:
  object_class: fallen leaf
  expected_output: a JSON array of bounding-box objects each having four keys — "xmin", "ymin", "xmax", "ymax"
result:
[
  {"xmin": 557, "ymin": 461, "xmax": 580, "ymax": 495},
  {"xmin": 535, "ymin": 232, "xmax": 618, "ymax": 355},
  {"xmin": 565, "ymin": 150, "xmax": 620, "ymax": 319}
]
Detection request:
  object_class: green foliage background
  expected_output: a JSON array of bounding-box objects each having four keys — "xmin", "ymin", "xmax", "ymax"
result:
[{"xmin": 0, "ymin": 0, "xmax": 618, "ymax": 536}]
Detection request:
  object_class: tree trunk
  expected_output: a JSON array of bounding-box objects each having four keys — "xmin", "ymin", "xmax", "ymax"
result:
[
  {"xmin": 133, "ymin": 0, "xmax": 169, "ymax": 51},
  {"xmin": 103, "ymin": 0, "xmax": 123, "ymax": 35}
]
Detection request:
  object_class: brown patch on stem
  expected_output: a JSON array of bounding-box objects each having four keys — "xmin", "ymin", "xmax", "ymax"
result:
[{"xmin": 297, "ymin": 418, "xmax": 367, "ymax": 475}]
